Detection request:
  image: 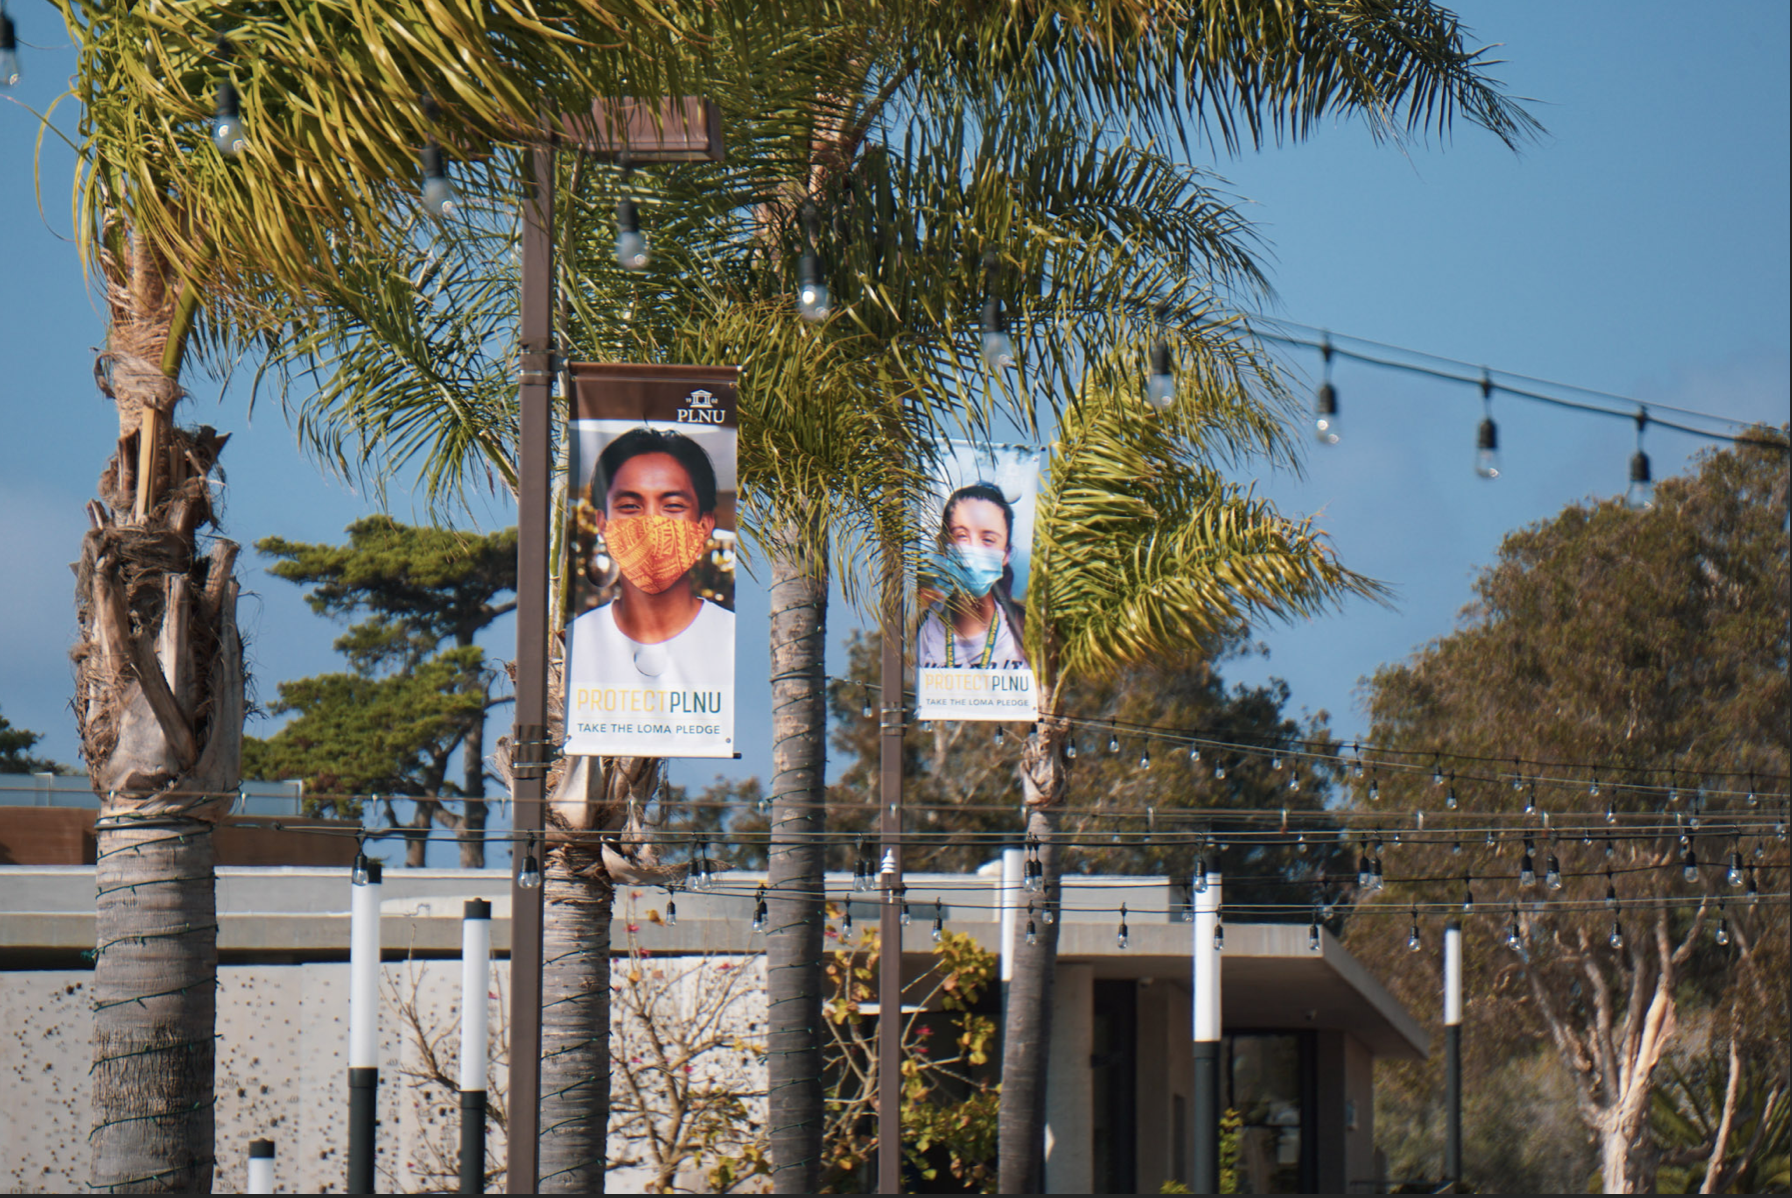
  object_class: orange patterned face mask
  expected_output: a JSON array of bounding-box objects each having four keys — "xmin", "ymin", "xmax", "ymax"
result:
[{"xmin": 605, "ymin": 515, "xmax": 711, "ymax": 595}]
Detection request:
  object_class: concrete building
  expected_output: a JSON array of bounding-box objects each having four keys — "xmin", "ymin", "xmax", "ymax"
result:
[{"xmin": 0, "ymin": 844, "xmax": 1422, "ymax": 1194}]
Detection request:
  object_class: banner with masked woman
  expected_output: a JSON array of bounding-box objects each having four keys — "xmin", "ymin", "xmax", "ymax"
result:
[
  {"xmin": 564, "ymin": 364, "xmax": 740, "ymax": 758},
  {"xmin": 914, "ymin": 443, "xmax": 1043, "ymax": 721}
]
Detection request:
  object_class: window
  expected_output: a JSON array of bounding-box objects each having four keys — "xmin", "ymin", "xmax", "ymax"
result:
[{"xmin": 1224, "ymin": 1032, "xmax": 1316, "ymax": 1193}]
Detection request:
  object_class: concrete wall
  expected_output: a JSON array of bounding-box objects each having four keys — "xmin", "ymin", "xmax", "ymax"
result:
[
  {"xmin": 0, "ymin": 955, "xmax": 766, "ymax": 1194},
  {"xmin": 1134, "ymin": 979, "xmax": 1194, "ymax": 1193},
  {"xmin": 1314, "ymin": 1029, "xmax": 1379, "ymax": 1193}
]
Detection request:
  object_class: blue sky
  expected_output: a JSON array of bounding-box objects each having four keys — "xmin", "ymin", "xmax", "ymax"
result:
[{"xmin": 2, "ymin": 4, "xmax": 1786, "ymax": 867}]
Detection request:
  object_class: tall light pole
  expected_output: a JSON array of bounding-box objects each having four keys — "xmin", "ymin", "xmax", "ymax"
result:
[
  {"xmin": 877, "ymin": 539, "xmax": 905, "ymax": 1194},
  {"xmin": 460, "ymin": 898, "xmax": 493, "ymax": 1193},
  {"xmin": 504, "ymin": 100, "xmax": 722, "ymax": 1195}
]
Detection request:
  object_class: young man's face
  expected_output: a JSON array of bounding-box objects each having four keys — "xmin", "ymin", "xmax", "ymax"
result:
[
  {"xmin": 947, "ymin": 497, "xmax": 1009, "ymax": 562},
  {"xmin": 601, "ymin": 451, "xmax": 716, "ymax": 537}
]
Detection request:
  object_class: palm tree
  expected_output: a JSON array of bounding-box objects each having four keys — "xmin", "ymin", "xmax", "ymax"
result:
[
  {"xmin": 250, "ymin": 6, "xmax": 1537, "ymax": 1187},
  {"xmin": 44, "ymin": 2, "xmax": 715, "ymax": 1188},
  {"xmin": 1001, "ymin": 370, "xmax": 1384, "ymax": 1190}
]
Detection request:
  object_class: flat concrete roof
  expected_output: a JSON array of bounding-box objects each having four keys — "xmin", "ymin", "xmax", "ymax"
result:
[{"xmin": 0, "ymin": 866, "xmax": 1426, "ymax": 1059}]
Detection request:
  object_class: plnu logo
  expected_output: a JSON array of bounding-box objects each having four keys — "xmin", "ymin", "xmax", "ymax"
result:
[{"xmin": 676, "ymin": 389, "xmax": 726, "ymax": 424}]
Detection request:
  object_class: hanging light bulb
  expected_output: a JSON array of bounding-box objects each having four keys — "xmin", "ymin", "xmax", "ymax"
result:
[
  {"xmin": 1714, "ymin": 915, "xmax": 1730, "ymax": 947},
  {"xmin": 931, "ymin": 899, "xmax": 944, "ymax": 944},
  {"xmin": 1213, "ymin": 761, "xmax": 1227, "ymax": 781},
  {"xmin": 1212, "ymin": 915, "xmax": 1225, "ymax": 953},
  {"xmin": 1746, "ymin": 869, "xmax": 1759, "ymax": 905},
  {"xmin": 1320, "ymin": 891, "xmax": 1337, "ymax": 921},
  {"xmin": 861, "ymin": 699, "xmax": 874, "ymax": 720},
  {"xmin": 899, "ymin": 887, "xmax": 911, "ymax": 927},
  {"xmin": 752, "ymin": 886, "xmax": 768, "ymax": 933},
  {"xmin": 517, "ymin": 851, "xmax": 542, "ymax": 890},
  {"xmin": 1314, "ymin": 345, "xmax": 1340, "ymax": 445},
  {"xmin": 1107, "ymin": 731, "xmax": 1120, "ymax": 755},
  {"xmin": 1371, "ymin": 858, "xmax": 1385, "ymax": 892},
  {"xmin": 1065, "ymin": 738, "xmax": 1078, "ymax": 761},
  {"xmin": 1682, "ymin": 844, "xmax": 1699, "ymax": 884},
  {"xmin": 0, "ymin": 10, "xmax": 21, "ymax": 89},
  {"xmin": 1116, "ymin": 903, "xmax": 1130, "ymax": 949},
  {"xmin": 1193, "ymin": 855, "xmax": 1209, "ymax": 894},
  {"xmin": 665, "ymin": 894, "xmax": 678, "ymax": 927},
  {"xmin": 1042, "ymin": 894, "xmax": 1056, "ymax": 925},
  {"xmin": 1605, "ymin": 798, "xmax": 1616, "ymax": 824},
  {"xmin": 980, "ymin": 296, "xmax": 1017, "ymax": 370},
  {"xmin": 351, "ymin": 851, "xmax": 372, "ymax": 886},
  {"xmin": 796, "ymin": 201, "xmax": 830, "ymax": 322},
  {"xmin": 994, "ymin": 725, "xmax": 1005, "ymax": 749},
  {"xmin": 1188, "ymin": 745, "xmax": 1202, "ymax": 766},
  {"xmin": 1461, "ymin": 878, "xmax": 1474, "ymax": 913},
  {"xmin": 1368, "ymin": 773, "xmax": 1380, "ymax": 803},
  {"xmin": 1308, "ymin": 916, "xmax": 1322, "ymax": 953},
  {"xmin": 1626, "ymin": 410, "xmax": 1655, "ymax": 510},
  {"xmin": 1608, "ymin": 921, "xmax": 1624, "ymax": 950},
  {"xmin": 1406, "ymin": 910, "xmax": 1421, "ymax": 953},
  {"xmin": 420, "ymin": 142, "xmax": 458, "ymax": 219},
  {"xmin": 1272, "ymin": 754, "xmax": 1284, "ymax": 772},
  {"xmin": 1545, "ymin": 853, "xmax": 1563, "ymax": 891},
  {"xmin": 1146, "ymin": 303, "xmax": 1176, "ymax": 411},
  {"xmin": 1507, "ymin": 911, "xmax": 1523, "ymax": 951},
  {"xmin": 1475, "ymin": 375, "xmax": 1500, "ymax": 479},
  {"xmin": 1139, "ymin": 748, "xmax": 1151, "ymax": 771},
  {"xmin": 1445, "ymin": 774, "xmax": 1458, "ymax": 810},
  {"xmin": 1520, "ymin": 842, "xmax": 1537, "ymax": 888},
  {"xmin": 615, "ymin": 197, "xmax": 649, "ymax": 271},
  {"xmin": 1745, "ymin": 775, "xmax": 1757, "ymax": 807},
  {"xmin": 1025, "ymin": 912, "xmax": 1038, "ymax": 947},
  {"xmin": 1727, "ymin": 850, "xmax": 1745, "ymax": 888},
  {"xmin": 1287, "ymin": 772, "xmax": 1300, "ymax": 793},
  {"xmin": 1524, "ymin": 783, "xmax": 1537, "ymax": 816},
  {"xmin": 842, "ymin": 905, "xmax": 854, "ymax": 935},
  {"xmin": 1451, "ymin": 839, "xmax": 1463, "ymax": 855},
  {"xmin": 212, "ymin": 80, "xmax": 246, "ymax": 156},
  {"xmin": 1356, "ymin": 853, "xmax": 1373, "ymax": 890},
  {"xmin": 1351, "ymin": 744, "xmax": 1365, "ymax": 779}
]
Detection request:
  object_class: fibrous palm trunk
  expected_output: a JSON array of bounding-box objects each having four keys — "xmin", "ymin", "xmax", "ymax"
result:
[
  {"xmin": 998, "ymin": 717, "xmax": 1068, "ymax": 1194},
  {"xmin": 81, "ymin": 232, "xmax": 244, "ymax": 1192},
  {"xmin": 767, "ymin": 539, "xmax": 828, "ymax": 1191},
  {"xmin": 535, "ymin": 752, "xmax": 660, "ymax": 1192}
]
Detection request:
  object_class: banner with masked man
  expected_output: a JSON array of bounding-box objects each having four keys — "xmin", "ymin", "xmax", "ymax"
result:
[
  {"xmin": 914, "ymin": 442, "xmax": 1043, "ymax": 721},
  {"xmin": 564, "ymin": 364, "xmax": 740, "ymax": 757}
]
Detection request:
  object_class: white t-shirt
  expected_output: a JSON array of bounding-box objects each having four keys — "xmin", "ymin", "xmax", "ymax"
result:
[
  {"xmin": 915, "ymin": 603, "xmax": 1027, "ymax": 671},
  {"xmin": 564, "ymin": 599, "xmax": 735, "ymax": 757}
]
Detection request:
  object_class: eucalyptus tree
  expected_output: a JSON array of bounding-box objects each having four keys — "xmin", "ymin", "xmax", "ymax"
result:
[{"xmin": 41, "ymin": 1, "xmax": 716, "ymax": 1188}]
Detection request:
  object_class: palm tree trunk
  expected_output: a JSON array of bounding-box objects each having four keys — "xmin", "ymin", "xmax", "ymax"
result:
[
  {"xmin": 998, "ymin": 718, "xmax": 1068, "ymax": 1193},
  {"xmin": 537, "ymin": 850, "xmax": 613, "ymax": 1192},
  {"xmin": 767, "ymin": 537, "xmax": 828, "ymax": 1192},
  {"xmin": 81, "ymin": 236, "xmax": 244, "ymax": 1192},
  {"xmin": 90, "ymin": 821, "xmax": 219, "ymax": 1192}
]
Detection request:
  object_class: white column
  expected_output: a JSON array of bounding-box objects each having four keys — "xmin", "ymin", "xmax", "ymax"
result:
[
  {"xmin": 1192, "ymin": 872, "xmax": 1222, "ymax": 1042},
  {"xmin": 246, "ymin": 1139, "xmax": 275, "ymax": 1194},
  {"xmin": 999, "ymin": 846, "xmax": 1022, "ymax": 984},
  {"xmin": 461, "ymin": 900, "xmax": 492, "ymax": 1092},
  {"xmin": 348, "ymin": 861, "xmax": 382, "ymax": 1070},
  {"xmin": 1444, "ymin": 922, "xmax": 1463, "ymax": 1027}
]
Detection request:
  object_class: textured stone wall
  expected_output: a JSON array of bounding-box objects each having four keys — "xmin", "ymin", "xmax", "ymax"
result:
[{"xmin": 1, "ymin": 953, "xmax": 768, "ymax": 1194}]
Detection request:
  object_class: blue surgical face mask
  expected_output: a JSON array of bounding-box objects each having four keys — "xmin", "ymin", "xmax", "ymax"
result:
[{"xmin": 931, "ymin": 544, "xmax": 1006, "ymax": 598}]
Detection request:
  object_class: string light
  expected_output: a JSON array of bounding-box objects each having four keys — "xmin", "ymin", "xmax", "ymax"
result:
[
  {"xmin": 1139, "ymin": 748, "xmax": 1152, "ymax": 771},
  {"xmin": 994, "ymin": 725, "xmax": 1005, "ymax": 749},
  {"xmin": 1146, "ymin": 301, "xmax": 1176, "ymax": 411},
  {"xmin": 1608, "ymin": 919, "xmax": 1624, "ymax": 950},
  {"xmin": 842, "ymin": 904, "xmax": 853, "ymax": 935},
  {"xmin": 1714, "ymin": 909, "xmax": 1729, "ymax": 947},
  {"xmin": 1682, "ymin": 842, "xmax": 1700, "ymax": 884},
  {"xmin": 1188, "ymin": 745, "xmax": 1201, "ymax": 766},
  {"xmin": 1461, "ymin": 877, "xmax": 1475, "ymax": 913},
  {"xmin": 899, "ymin": 887, "xmax": 911, "ymax": 927},
  {"xmin": 1116, "ymin": 903, "xmax": 1130, "ymax": 949},
  {"xmin": 1065, "ymin": 739, "xmax": 1079, "ymax": 761},
  {"xmin": 1315, "ymin": 338, "xmax": 1340, "ymax": 444},
  {"xmin": 1626, "ymin": 410, "xmax": 1655, "ymax": 511},
  {"xmin": 751, "ymin": 886, "xmax": 767, "ymax": 933},
  {"xmin": 1445, "ymin": 774, "xmax": 1459, "ymax": 810},
  {"xmin": 1193, "ymin": 854, "xmax": 1209, "ymax": 894},
  {"xmin": 1728, "ymin": 849, "xmax": 1746, "ymax": 888},
  {"xmin": 664, "ymin": 891, "xmax": 678, "ymax": 927},
  {"xmin": 1272, "ymin": 754, "xmax": 1284, "ymax": 772},
  {"xmin": 1406, "ymin": 908, "xmax": 1421, "ymax": 952},
  {"xmin": 420, "ymin": 142, "xmax": 458, "ymax": 220},
  {"xmin": 1025, "ymin": 904, "xmax": 1038, "ymax": 947},
  {"xmin": 615, "ymin": 190, "xmax": 648, "ymax": 271},
  {"xmin": 1605, "ymin": 873, "xmax": 1618, "ymax": 909},
  {"xmin": 0, "ymin": 9, "xmax": 18, "ymax": 89},
  {"xmin": 1475, "ymin": 374, "xmax": 1501, "ymax": 479},
  {"xmin": 1308, "ymin": 912, "xmax": 1321, "ymax": 952},
  {"xmin": 1545, "ymin": 851, "xmax": 1563, "ymax": 892},
  {"xmin": 980, "ymin": 269, "xmax": 1017, "ymax": 371},
  {"xmin": 1520, "ymin": 839, "xmax": 1537, "ymax": 888},
  {"xmin": 1212, "ymin": 912, "xmax": 1225, "ymax": 952},
  {"xmin": 796, "ymin": 200, "xmax": 831, "ymax": 322},
  {"xmin": 516, "ymin": 851, "xmax": 542, "ymax": 890},
  {"xmin": 931, "ymin": 899, "xmax": 944, "ymax": 943},
  {"xmin": 1213, "ymin": 760, "xmax": 1227, "ymax": 781},
  {"xmin": 1107, "ymin": 731, "xmax": 1120, "ymax": 755},
  {"xmin": 1506, "ymin": 908, "xmax": 1522, "ymax": 950}
]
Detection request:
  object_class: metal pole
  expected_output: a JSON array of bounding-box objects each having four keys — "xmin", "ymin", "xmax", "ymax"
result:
[
  {"xmin": 507, "ymin": 139, "xmax": 556, "ymax": 1196},
  {"xmin": 247, "ymin": 1139, "xmax": 275, "ymax": 1195},
  {"xmin": 348, "ymin": 857, "xmax": 382, "ymax": 1194},
  {"xmin": 1444, "ymin": 920, "xmax": 1463, "ymax": 1191},
  {"xmin": 876, "ymin": 546, "xmax": 905, "ymax": 1194},
  {"xmin": 1191, "ymin": 872, "xmax": 1223, "ymax": 1195},
  {"xmin": 460, "ymin": 899, "xmax": 493, "ymax": 1193}
]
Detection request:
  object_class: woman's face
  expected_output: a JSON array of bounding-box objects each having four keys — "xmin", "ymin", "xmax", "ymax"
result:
[{"xmin": 946, "ymin": 497, "xmax": 1010, "ymax": 563}]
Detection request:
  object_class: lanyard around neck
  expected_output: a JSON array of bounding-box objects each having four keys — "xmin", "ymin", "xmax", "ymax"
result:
[{"xmin": 944, "ymin": 604, "xmax": 1000, "ymax": 669}]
